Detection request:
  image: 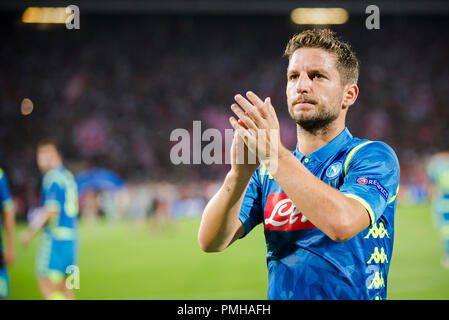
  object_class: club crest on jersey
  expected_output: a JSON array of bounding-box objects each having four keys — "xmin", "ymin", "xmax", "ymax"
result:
[
  {"xmin": 264, "ymin": 193, "xmax": 316, "ymax": 231},
  {"xmin": 326, "ymin": 161, "xmax": 342, "ymax": 179},
  {"xmin": 357, "ymin": 177, "xmax": 389, "ymax": 200}
]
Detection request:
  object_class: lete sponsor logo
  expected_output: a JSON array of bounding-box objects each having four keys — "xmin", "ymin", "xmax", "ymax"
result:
[
  {"xmin": 357, "ymin": 177, "xmax": 389, "ymax": 200},
  {"xmin": 264, "ymin": 193, "xmax": 316, "ymax": 231},
  {"xmin": 357, "ymin": 177, "xmax": 368, "ymax": 185}
]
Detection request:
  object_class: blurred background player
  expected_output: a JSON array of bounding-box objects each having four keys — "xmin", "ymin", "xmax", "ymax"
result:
[
  {"xmin": 0, "ymin": 168, "xmax": 15, "ymax": 299},
  {"xmin": 21, "ymin": 140, "xmax": 79, "ymax": 299},
  {"xmin": 427, "ymin": 152, "xmax": 449, "ymax": 269}
]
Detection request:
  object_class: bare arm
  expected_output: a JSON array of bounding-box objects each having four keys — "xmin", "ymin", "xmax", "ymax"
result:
[
  {"xmin": 21, "ymin": 208, "xmax": 58, "ymax": 246},
  {"xmin": 270, "ymin": 152, "xmax": 370, "ymax": 241},
  {"xmin": 198, "ymin": 130, "xmax": 259, "ymax": 252},
  {"xmin": 2, "ymin": 208, "xmax": 15, "ymax": 265},
  {"xmin": 198, "ymin": 170, "xmax": 249, "ymax": 252}
]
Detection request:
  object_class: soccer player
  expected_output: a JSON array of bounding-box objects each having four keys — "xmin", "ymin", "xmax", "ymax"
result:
[
  {"xmin": 198, "ymin": 29, "xmax": 400, "ymax": 300},
  {"xmin": 0, "ymin": 168, "xmax": 15, "ymax": 299},
  {"xmin": 21, "ymin": 140, "xmax": 79, "ymax": 300},
  {"xmin": 426, "ymin": 152, "xmax": 449, "ymax": 269}
]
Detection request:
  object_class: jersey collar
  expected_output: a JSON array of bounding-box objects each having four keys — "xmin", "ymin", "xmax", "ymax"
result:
[{"xmin": 294, "ymin": 127, "xmax": 353, "ymax": 162}]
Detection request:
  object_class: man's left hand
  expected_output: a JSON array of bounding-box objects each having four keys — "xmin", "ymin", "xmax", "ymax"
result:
[{"xmin": 229, "ymin": 91, "xmax": 289, "ymax": 173}]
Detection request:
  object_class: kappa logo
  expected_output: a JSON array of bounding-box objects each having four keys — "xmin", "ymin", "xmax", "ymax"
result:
[
  {"xmin": 364, "ymin": 222, "xmax": 389, "ymax": 239},
  {"xmin": 367, "ymin": 271, "xmax": 385, "ymax": 290},
  {"xmin": 264, "ymin": 193, "xmax": 316, "ymax": 231},
  {"xmin": 326, "ymin": 161, "xmax": 342, "ymax": 179},
  {"xmin": 366, "ymin": 247, "xmax": 389, "ymax": 264}
]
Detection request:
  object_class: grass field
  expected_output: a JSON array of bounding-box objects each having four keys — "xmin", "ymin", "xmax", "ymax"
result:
[{"xmin": 7, "ymin": 203, "xmax": 449, "ymax": 300}]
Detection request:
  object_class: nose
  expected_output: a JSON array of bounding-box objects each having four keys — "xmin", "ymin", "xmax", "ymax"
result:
[{"xmin": 296, "ymin": 72, "xmax": 312, "ymax": 94}]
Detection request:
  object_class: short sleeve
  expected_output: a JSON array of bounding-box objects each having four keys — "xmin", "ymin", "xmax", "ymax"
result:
[
  {"xmin": 426, "ymin": 155, "xmax": 449, "ymax": 192},
  {"xmin": 0, "ymin": 169, "xmax": 14, "ymax": 213},
  {"xmin": 339, "ymin": 141, "xmax": 400, "ymax": 225},
  {"xmin": 43, "ymin": 173, "xmax": 62, "ymax": 213},
  {"xmin": 238, "ymin": 170, "xmax": 263, "ymax": 237}
]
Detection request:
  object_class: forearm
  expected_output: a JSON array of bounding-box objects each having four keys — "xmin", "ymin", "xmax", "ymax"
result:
[
  {"xmin": 198, "ymin": 170, "xmax": 251, "ymax": 252},
  {"xmin": 268, "ymin": 152, "xmax": 369, "ymax": 241},
  {"xmin": 3, "ymin": 209, "xmax": 15, "ymax": 248},
  {"xmin": 26, "ymin": 209, "xmax": 56, "ymax": 239}
]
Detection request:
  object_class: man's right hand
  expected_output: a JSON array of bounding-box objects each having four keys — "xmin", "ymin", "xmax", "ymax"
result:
[{"xmin": 20, "ymin": 230, "xmax": 33, "ymax": 247}]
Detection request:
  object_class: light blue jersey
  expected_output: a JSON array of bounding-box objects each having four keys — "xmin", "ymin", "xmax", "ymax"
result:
[
  {"xmin": 239, "ymin": 128, "xmax": 400, "ymax": 300},
  {"xmin": 0, "ymin": 168, "xmax": 13, "ymax": 298},
  {"xmin": 426, "ymin": 154, "xmax": 449, "ymax": 257},
  {"xmin": 36, "ymin": 166, "xmax": 79, "ymax": 283}
]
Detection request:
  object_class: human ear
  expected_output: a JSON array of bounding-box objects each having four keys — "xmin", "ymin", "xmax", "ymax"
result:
[{"xmin": 342, "ymin": 83, "xmax": 359, "ymax": 109}]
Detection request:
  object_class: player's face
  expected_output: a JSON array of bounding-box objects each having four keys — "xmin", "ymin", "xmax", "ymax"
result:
[
  {"xmin": 36, "ymin": 145, "xmax": 60, "ymax": 173},
  {"xmin": 286, "ymin": 47, "xmax": 346, "ymax": 133}
]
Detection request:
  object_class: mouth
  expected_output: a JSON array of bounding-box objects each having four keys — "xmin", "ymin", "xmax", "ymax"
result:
[
  {"xmin": 293, "ymin": 98, "xmax": 316, "ymax": 107},
  {"xmin": 294, "ymin": 102, "xmax": 315, "ymax": 107},
  {"xmin": 293, "ymin": 101, "xmax": 315, "ymax": 109}
]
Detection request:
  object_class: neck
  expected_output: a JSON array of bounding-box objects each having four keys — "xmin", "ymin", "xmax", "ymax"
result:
[
  {"xmin": 296, "ymin": 118, "xmax": 345, "ymax": 157},
  {"xmin": 46, "ymin": 162, "xmax": 63, "ymax": 173}
]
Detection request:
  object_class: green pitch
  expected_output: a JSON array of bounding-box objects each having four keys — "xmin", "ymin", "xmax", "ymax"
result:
[{"xmin": 8, "ymin": 204, "xmax": 449, "ymax": 299}]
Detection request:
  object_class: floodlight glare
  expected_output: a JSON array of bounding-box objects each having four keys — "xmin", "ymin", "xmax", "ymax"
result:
[
  {"xmin": 22, "ymin": 7, "xmax": 70, "ymax": 24},
  {"xmin": 290, "ymin": 8, "xmax": 349, "ymax": 25}
]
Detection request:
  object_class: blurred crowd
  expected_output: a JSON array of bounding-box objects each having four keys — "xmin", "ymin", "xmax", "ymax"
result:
[{"xmin": 0, "ymin": 14, "xmax": 447, "ymax": 220}]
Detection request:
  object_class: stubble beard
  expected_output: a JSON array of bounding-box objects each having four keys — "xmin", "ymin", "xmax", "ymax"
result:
[{"xmin": 289, "ymin": 103, "xmax": 340, "ymax": 136}]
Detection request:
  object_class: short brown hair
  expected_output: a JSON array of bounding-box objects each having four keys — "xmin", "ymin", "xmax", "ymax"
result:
[
  {"xmin": 37, "ymin": 138, "xmax": 62, "ymax": 156},
  {"xmin": 284, "ymin": 28, "xmax": 359, "ymax": 85}
]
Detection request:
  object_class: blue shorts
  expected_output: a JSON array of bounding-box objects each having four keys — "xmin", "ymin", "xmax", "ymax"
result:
[
  {"xmin": 36, "ymin": 233, "xmax": 78, "ymax": 283},
  {"xmin": 0, "ymin": 268, "xmax": 9, "ymax": 299},
  {"xmin": 443, "ymin": 212, "xmax": 449, "ymax": 223}
]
